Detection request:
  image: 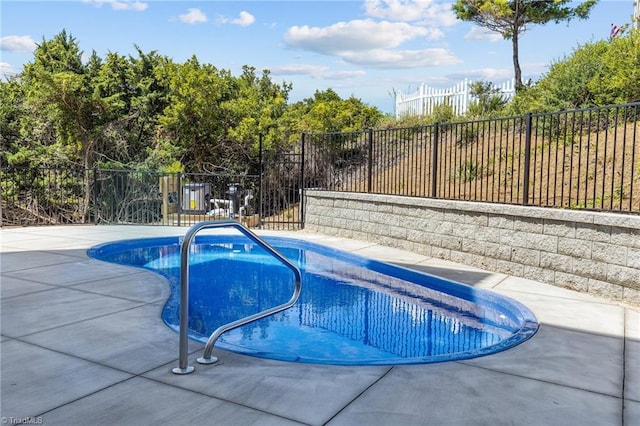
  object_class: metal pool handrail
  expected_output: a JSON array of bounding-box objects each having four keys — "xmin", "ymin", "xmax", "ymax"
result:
[{"xmin": 172, "ymin": 220, "xmax": 302, "ymax": 375}]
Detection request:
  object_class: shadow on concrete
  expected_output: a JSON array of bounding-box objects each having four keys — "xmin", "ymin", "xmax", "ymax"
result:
[{"xmin": 392, "ymin": 262, "xmax": 495, "ymax": 287}]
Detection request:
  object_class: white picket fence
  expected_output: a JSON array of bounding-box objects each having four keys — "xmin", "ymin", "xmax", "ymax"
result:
[{"xmin": 394, "ymin": 78, "xmax": 516, "ymax": 119}]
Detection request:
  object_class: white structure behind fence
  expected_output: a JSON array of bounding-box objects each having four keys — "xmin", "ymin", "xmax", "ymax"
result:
[{"xmin": 395, "ymin": 78, "xmax": 516, "ymax": 119}]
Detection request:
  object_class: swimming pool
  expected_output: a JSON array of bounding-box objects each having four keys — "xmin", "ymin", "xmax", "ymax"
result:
[{"xmin": 88, "ymin": 234, "xmax": 538, "ymax": 365}]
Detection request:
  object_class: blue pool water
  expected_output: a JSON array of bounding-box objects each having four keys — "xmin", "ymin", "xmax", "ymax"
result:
[{"xmin": 88, "ymin": 235, "xmax": 538, "ymax": 365}]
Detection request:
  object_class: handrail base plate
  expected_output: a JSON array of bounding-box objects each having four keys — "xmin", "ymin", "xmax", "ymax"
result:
[
  {"xmin": 197, "ymin": 356, "xmax": 219, "ymax": 365},
  {"xmin": 172, "ymin": 366, "xmax": 195, "ymax": 375}
]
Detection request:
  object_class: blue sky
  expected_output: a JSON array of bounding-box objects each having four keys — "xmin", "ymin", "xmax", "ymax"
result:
[{"xmin": 0, "ymin": 0, "xmax": 636, "ymax": 114}]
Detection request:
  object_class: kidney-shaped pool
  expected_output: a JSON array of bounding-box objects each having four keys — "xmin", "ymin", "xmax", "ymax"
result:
[{"xmin": 88, "ymin": 234, "xmax": 538, "ymax": 365}]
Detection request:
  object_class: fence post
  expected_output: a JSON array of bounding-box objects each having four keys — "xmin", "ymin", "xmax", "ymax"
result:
[
  {"xmin": 177, "ymin": 172, "xmax": 182, "ymax": 226},
  {"xmin": 0, "ymin": 168, "xmax": 3, "ymax": 228},
  {"xmin": 523, "ymin": 112, "xmax": 533, "ymax": 206},
  {"xmin": 367, "ymin": 128, "xmax": 373, "ymax": 193},
  {"xmin": 92, "ymin": 166, "xmax": 98, "ymax": 224},
  {"xmin": 258, "ymin": 134, "xmax": 264, "ymax": 229},
  {"xmin": 431, "ymin": 123, "xmax": 439, "ymax": 198},
  {"xmin": 300, "ymin": 133, "xmax": 306, "ymax": 229}
]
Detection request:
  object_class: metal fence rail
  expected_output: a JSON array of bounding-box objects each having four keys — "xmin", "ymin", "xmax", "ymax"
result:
[
  {"xmin": 304, "ymin": 102, "xmax": 640, "ymax": 214},
  {"xmin": 0, "ymin": 166, "xmax": 91, "ymax": 226}
]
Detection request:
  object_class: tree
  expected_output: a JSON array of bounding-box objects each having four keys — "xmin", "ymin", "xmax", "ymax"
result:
[
  {"xmin": 156, "ymin": 57, "xmax": 233, "ymax": 173},
  {"xmin": 92, "ymin": 47, "xmax": 171, "ymax": 168},
  {"xmin": 20, "ymin": 30, "xmax": 105, "ymax": 170},
  {"xmin": 19, "ymin": 30, "xmax": 115, "ymax": 222},
  {"xmin": 223, "ymin": 66, "xmax": 292, "ymax": 159},
  {"xmin": 158, "ymin": 57, "xmax": 288, "ymax": 174},
  {"xmin": 452, "ymin": 0, "xmax": 598, "ymax": 91},
  {"xmin": 0, "ymin": 79, "xmax": 25, "ymax": 165},
  {"xmin": 281, "ymin": 89, "xmax": 382, "ymax": 136}
]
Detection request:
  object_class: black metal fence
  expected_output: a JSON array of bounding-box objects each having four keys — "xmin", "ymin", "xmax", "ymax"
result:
[
  {"xmin": 1, "ymin": 134, "xmax": 309, "ymax": 229},
  {"xmin": 0, "ymin": 167, "xmax": 90, "ymax": 226},
  {"xmin": 2, "ymin": 102, "xmax": 639, "ymax": 228},
  {"xmin": 304, "ymin": 102, "xmax": 640, "ymax": 213}
]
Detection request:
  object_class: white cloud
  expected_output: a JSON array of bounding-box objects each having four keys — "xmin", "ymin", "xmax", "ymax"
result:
[
  {"xmin": 270, "ymin": 64, "xmax": 326, "ymax": 76},
  {"xmin": 464, "ymin": 26, "xmax": 503, "ymax": 42},
  {"xmin": 0, "ymin": 35, "xmax": 37, "ymax": 53},
  {"xmin": 364, "ymin": 0, "xmax": 457, "ymax": 26},
  {"xmin": 285, "ymin": 19, "xmax": 442, "ymax": 55},
  {"xmin": 83, "ymin": 0, "xmax": 148, "ymax": 12},
  {"xmin": 218, "ymin": 11, "xmax": 255, "ymax": 27},
  {"xmin": 324, "ymin": 70, "xmax": 367, "ymax": 80},
  {"xmin": 111, "ymin": 1, "xmax": 147, "ymax": 11},
  {"xmin": 284, "ymin": 19, "xmax": 455, "ymax": 69},
  {"xmin": 179, "ymin": 8, "xmax": 208, "ymax": 24},
  {"xmin": 270, "ymin": 64, "xmax": 366, "ymax": 80},
  {"xmin": 0, "ymin": 62, "xmax": 18, "ymax": 76},
  {"xmin": 232, "ymin": 11, "xmax": 255, "ymax": 27},
  {"xmin": 343, "ymin": 48, "xmax": 461, "ymax": 68}
]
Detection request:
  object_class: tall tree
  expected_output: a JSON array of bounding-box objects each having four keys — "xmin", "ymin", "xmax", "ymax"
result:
[
  {"xmin": 282, "ymin": 88, "xmax": 382, "ymax": 135},
  {"xmin": 452, "ymin": 0, "xmax": 598, "ymax": 91},
  {"xmin": 20, "ymin": 30, "xmax": 109, "ymax": 221},
  {"xmin": 21, "ymin": 30, "xmax": 104, "ymax": 170},
  {"xmin": 92, "ymin": 48, "xmax": 171, "ymax": 167},
  {"xmin": 0, "ymin": 79, "xmax": 25, "ymax": 165},
  {"xmin": 157, "ymin": 56, "xmax": 237, "ymax": 173},
  {"xmin": 223, "ymin": 66, "xmax": 291, "ymax": 166}
]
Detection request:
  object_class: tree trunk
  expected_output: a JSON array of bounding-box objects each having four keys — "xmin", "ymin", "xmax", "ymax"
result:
[{"xmin": 512, "ymin": 29, "xmax": 523, "ymax": 92}]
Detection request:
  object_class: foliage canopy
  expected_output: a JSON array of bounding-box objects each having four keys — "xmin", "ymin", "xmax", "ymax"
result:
[{"xmin": 1, "ymin": 30, "xmax": 384, "ymax": 174}]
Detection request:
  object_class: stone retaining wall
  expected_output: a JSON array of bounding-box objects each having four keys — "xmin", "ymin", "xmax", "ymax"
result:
[{"xmin": 303, "ymin": 190, "xmax": 640, "ymax": 306}]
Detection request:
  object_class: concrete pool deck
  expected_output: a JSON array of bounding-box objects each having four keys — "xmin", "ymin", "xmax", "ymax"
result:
[{"xmin": 1, "ymin": 224, "xmax": 638, "ymax": 425}]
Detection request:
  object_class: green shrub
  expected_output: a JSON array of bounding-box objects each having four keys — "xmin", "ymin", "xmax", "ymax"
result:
[{"xmin": 508, "ymin": 28, "xmax": 639, "ymax": 114}]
